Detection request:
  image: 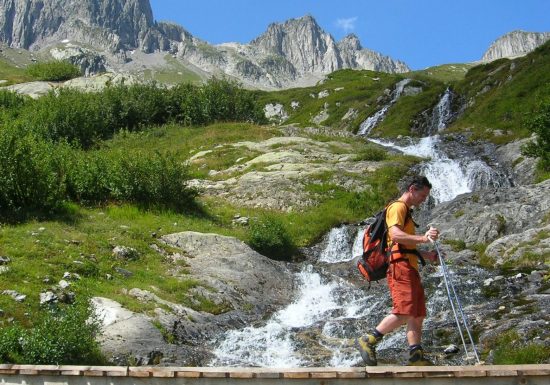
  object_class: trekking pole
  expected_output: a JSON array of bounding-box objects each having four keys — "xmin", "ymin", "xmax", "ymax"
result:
[{"xmin": 431, "ymin": 238, "xmax": 481, "ymax": 364}]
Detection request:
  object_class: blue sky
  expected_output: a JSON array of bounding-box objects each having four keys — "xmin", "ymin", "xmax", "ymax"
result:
[{"xmin": 149, "ymin": 0, "xmax": 550, "ymax": 70}]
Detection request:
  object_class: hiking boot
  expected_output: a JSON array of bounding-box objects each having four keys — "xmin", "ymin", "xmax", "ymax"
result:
[
  {"xmin": 407, "ymin": 347, "xmax": 434, "ymax": 366},
  {"xmin": 355, "ymin": 334, "xmax": 378, "ymax": 366}
]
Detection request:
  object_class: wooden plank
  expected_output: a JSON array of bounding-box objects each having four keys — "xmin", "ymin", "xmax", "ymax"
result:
[
  {"xmin": 175, "ymin": 371, "xmax": 201, "ymax": 378},
  {"xmin": 201, "ymin": 371, "xmax": 228, "ymax": 378},
  {"xmin": 255, "ymin": 371, "xmax": 281, "ymax": 379},
  {"xmin": 487, "ymin": 369, "xmax": 518, "ymax": 377},
  {"xmin": 310, "ymin": 371, "xmax": 337, "ymax": 379},
  {"xmin": 337, "ymin": 371, "xmax": 366, "ymax": 379},
  {"xmin": 128, "ymin": 368, "xmax": 152, "ymax": 378},
  {"xmin": 229, "ymin": 371, "xmax": 255, "ymax": 378},
  {"xmin": 282, "ymin": 371, "xmax": 310, "ymax": 379}
]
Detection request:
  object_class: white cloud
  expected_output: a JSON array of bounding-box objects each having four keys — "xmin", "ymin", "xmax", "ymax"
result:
[{"xmin": 335, "ymin": 17, "xmax": 358, "ymax": 33}]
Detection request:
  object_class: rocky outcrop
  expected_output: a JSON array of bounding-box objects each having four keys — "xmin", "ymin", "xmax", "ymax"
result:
[
  {"xmin": 188, "ymin": 132, "xmax": 383, "ymax": 212},
  {"xmin": 93, "ymin": 231, "xmax": 295, "ymax": 366},
  {"xmin": 0, "ymin": 0, "xmax": 157, "ymax": 52},
  {"xmin": 482, "ymin": 30, "xmax": 550, "ymax": 62},
  {"xmin": 429, "ymin": 179, "xmax": 550, "ymax": 247}
]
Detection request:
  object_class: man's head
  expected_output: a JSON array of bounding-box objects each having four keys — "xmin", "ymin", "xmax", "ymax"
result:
[{"xmin": 405, "ymin": 175, "xmax": 432, "ymax": 206}]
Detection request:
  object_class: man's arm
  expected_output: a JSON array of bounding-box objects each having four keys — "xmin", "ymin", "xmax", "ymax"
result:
[{"xmin": 388, "ymin": 225, "xmax": 437, "ymax": 246}]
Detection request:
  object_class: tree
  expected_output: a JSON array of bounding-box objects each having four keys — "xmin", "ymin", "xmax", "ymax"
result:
[{"xmin": 522, "ymin": 98, "xmax": 550, "ymax": 172}]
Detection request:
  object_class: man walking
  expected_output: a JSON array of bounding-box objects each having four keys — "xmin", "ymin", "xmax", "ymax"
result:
[{"xmin": 356, "ymin": 175, "xmax": 439, "ymax": 366}]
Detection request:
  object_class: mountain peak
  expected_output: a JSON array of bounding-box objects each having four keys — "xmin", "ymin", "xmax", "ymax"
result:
[
  {"xmin": 339, "ymin": 34, "xmax": 362, "ymax": 51},
  {"xmin": 482, "ymin": 30, "xmax": 550, "ymax": 62}
]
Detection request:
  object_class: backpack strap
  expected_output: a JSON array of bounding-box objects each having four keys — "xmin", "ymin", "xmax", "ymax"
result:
[{"xmin": 386, "ymin": 201, "xmax": 426, "ymax": 266}]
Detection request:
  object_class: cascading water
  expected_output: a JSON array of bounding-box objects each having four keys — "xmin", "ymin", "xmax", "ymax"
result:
[
  {"xmin": 357, "ymin": 79, "xmax": 412, "ymax": 136},
  {"xmin": 211, "ymin": 263, "xmax": 378, "ymax": 367},
  {"xmin": 430, "ymin": 88, "xmax": 453, "ymax": 133},
  {"xmin": 369, "ymin": 136, "xmax": 470, "ymax": 203}
]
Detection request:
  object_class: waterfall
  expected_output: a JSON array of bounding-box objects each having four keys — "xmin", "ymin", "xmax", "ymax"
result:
[
  {"xmin": 369, "ymin": 136, "xmax": 510, "ymax": 203},
  {"xmin": 430, "ymin": 88, "xmax": 453, "ymax": 133},
  {"xmin": 357, "ymin": 79, "xmax": 412, "ymax": 136},
  {"xmin": 211, "ymin": 264, "xmax": 374, "ymax": 367}
]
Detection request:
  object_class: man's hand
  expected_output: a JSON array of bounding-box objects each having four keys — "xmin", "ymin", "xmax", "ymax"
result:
[{"xmin": 424, "ymin": 226, "xmax": 439, "ymax": 243}]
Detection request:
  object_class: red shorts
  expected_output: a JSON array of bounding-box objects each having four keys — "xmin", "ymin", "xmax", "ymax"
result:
[{"xmin": 387, "ymin": 259, "xmax": 426, "ymax": 317}]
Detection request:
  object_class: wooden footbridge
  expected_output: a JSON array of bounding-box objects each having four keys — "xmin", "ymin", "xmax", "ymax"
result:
[{"xmin": 1, "ymin": 364, "xmax": 549, "ymax": 384}]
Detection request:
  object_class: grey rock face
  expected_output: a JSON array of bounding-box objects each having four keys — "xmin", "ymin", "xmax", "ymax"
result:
[
  {"xmin": 482, "ymin": 30, "xmax": 550, "ymax": 62},
  {"xmin": 429, "ymin": 179, "xmax": 550, "ymax": 247},
  {"xmin": 0, "ymin": 2, "xmax": 409, "ymax": 89},
  {"xmin": 0, "ymin": 0, "xmax": 156, "ymax": 52}
]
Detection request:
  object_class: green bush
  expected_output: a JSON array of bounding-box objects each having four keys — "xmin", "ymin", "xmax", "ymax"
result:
[
  {"xmin": 0, "ymin": 89, "xmax": 26, "ymax": 110},
  {"xmin": 66, "ymin": 149, "xmax": 198, "ymax": 210},
  {"xmin": 0, "ymin": 127, "xmax": 70, "ymax": 215},
  {"xmin": 248, "ymin": 215, "xmax": 296, "ymax": 260},
  {"xmin": 491, "ymin": 330, "xmax": 550, "ymax": 364},
  {"xmin": 0, "ymin": 299, "xmax": 105, "ymax": 365},
  {"xmin": 15, "ymin": 79, "xmax": 265, "ymax": 148},
  {"xmin": 25, "ymin": 60, "xmax": 82, "ymax": 81},
  {"xmin": 522, "ymin": 97, "xmax": 550, "ymax": 173}
]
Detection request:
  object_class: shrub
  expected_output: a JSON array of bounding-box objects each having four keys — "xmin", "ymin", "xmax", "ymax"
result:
[
  {"xmin": 15, "ymin": 80, "xmax": 266, "ymax": 148},
  {"xmin": 491, "ymin": 330, "xmax": 550, "ymax": 364},
  {"xmin": 0, "ymin": 299, "xmax": 105, "ymax": 365},
  {"xmin": 0, "ymin": 127, "xmax": 70, "ymax": 215},
  {"xmin": 522, "ymin": 97, "xmax": 550, "ymax": 172},
  {"xmin": 248, "ymin": 215, "xmax": 296, "ymax": 260},
  {"xmin": 25, "ymin": 60, "xmax": 81, "ymax": 81},
  {"xmin": 66, "ymin": 149, "xmax": 198, "ymax": 210}
]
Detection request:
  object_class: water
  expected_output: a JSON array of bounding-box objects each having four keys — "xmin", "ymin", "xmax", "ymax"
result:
[
  {"xmin": 357, "ymin": 79, "xmax": 412, "ymax": 135},
  {"xmin": 430, "ymin": 88, "xmax": 453, "ymax": 133},
  {"xmin": 369, "ymin": 135, "xmax": 510, "ymax": 203},
  {"xmin": 211, "ymin": 264, "xmax": 373, "ymax": 367},
  {"xmin": 370, "ymin": 136, "xmax": 470, "ymax": 203}
]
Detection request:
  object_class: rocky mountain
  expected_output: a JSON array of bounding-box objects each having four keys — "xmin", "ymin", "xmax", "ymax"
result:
[
  {"xmin": 481, "ymin": 30, "xmax": 550, "ymax": 62},
  {"xmin": 0, "ymin": 0, "xmax": 409, "ymax": 89}
]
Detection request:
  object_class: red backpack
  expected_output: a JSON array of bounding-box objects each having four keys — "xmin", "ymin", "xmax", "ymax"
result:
[{"xmin": 357, "ymin": 201, "xmax": 423, "ymax": 286}]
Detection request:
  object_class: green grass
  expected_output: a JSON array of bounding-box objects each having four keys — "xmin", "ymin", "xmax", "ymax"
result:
[
  {"xmin": 490, "ymin": 330, "xmax": 550, "ymax": 364},
  {"xmin": 143, "ymin": 55, "xmax": 203, "ymax": 85},
  {"xmin": 449, "ymin": 41, "xmax": 550, "ymax": 142},
  {"xmin": 410, "ymin": 63, "xmax": 475, "ymax": 83},
  {"xmin": 0, "ymin": 58, "xmax": 33, "ymax": 85}
]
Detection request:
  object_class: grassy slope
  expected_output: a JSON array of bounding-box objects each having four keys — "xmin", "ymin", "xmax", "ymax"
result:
[
  {"xmin": 449, "ymin": 41, "xmax": 550, "ymax": 142},
  {"xmin": 0, "ymin": 121, "xmax": 416, "ymax": 323}
]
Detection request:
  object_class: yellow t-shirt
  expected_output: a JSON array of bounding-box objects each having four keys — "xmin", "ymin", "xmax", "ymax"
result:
[{"xmin": 385, "ymin": 200, "xmax": 419, "ymax": 270}]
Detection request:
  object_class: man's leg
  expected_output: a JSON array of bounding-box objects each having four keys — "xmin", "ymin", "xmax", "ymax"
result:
[
  {"xmin": 356, "ymin": 313, "xmax": 410, "ymax": 366},
  {"xmin": 406, "ymin": 316, "xmax": 423, "ymax": 345},
  {"xmin": 406, "ymin": 316, "xmax": 433, "ymax": 366}
]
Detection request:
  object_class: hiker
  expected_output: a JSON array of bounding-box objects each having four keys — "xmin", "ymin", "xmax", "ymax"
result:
[{"xmin": 356, "ymin": 175, "xmax": 440, "ymax": 366}]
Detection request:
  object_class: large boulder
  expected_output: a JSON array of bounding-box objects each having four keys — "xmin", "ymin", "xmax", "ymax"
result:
[{"xmin": 429, "ymin": 179, "xmax": 550, "ymax": 247}]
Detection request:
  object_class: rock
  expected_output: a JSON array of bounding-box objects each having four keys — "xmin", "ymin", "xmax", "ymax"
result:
[
  {"xmin": 6, "ymin": 81, "xmax": 55, "ymax": 99},
  {"xmin": 0, "ymin": 256, "xmax": 10, "ymax": 264},
  {"xmin": 482, "ymin": 30, "xmax": 550, "ymax": 62},
  {"xmin": 264, "ymin": 103, "xmax": 288, "ymax": 124},
  {"xmin": 92, "ymin": 297, "xmax": 186, "ymax": 366},
  {"xmin": 159, "ymin": 232, "xmax": 293, "ymax": 312},
  {"xmin": 430, "ymin": 179, "xmax": 550, "ymax": 248},
  {"xmin": 58, "ymin": 279, "xmax": 70, "ymax": 289},
  {"xmin": 2, "ymin": 290, "xmax": 26, "ymax": 302},
  {"xmin": 114, "ymin": 267, "xmax": 133, "ymax": 278},
  {"xmin": 113, "ymin": 246, "xmax": 140, "ymax": 261},
  {"xmin": 444, "ymin": 344, "xmax": 460, "ymax": 354},
  {"xmin": 40, "ymin": 291, "xmax": 58, "ymax": 305}
]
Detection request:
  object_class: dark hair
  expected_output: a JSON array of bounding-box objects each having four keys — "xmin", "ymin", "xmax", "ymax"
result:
[{"xmin": 406, "ymin": 175, "xmax": 432, "ymax": 191}]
